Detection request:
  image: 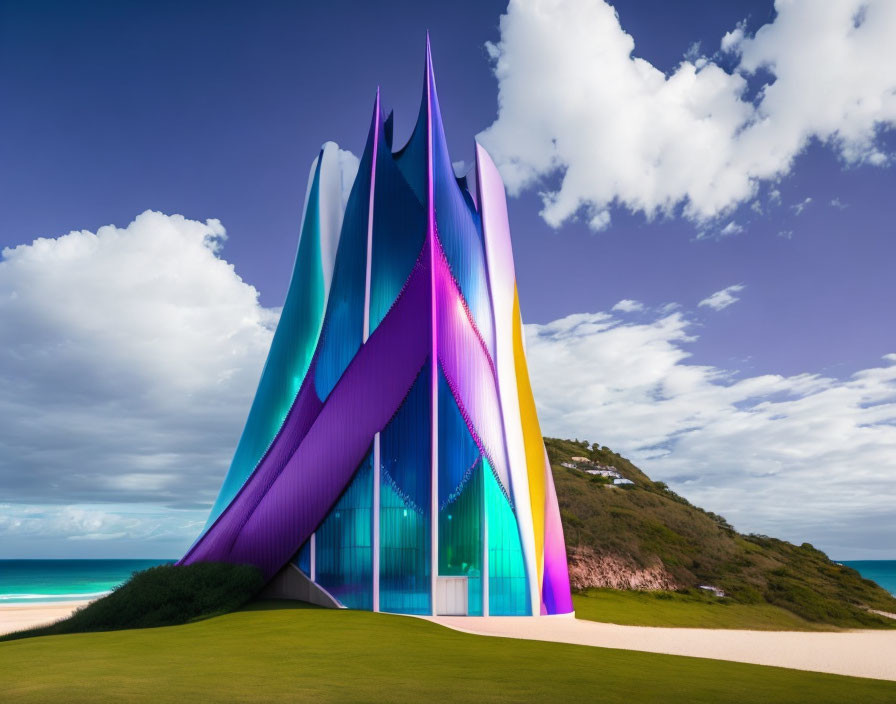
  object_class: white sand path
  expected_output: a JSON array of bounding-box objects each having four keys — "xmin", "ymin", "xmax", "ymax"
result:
[
  {"xmin": 0, "ymin": 601, "xmax": 89, "ymax": 637},
  {"xmin": 424, "ymin": 615, "xmax": 896, "ymax": 682}
]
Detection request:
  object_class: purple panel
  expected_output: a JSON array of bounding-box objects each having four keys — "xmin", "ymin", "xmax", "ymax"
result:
[
  {"xmin": 433, "ymin": 243, "xmax": 512, "ymax": 496},
  {"xmin": 182, "ymin": 240, "xmax": 433, "ymax": 578}
]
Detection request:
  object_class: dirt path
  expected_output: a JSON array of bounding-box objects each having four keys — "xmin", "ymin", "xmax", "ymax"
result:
[{"xmin": 425, "ymin": 615, "xmax": 896, "ymax": 682}]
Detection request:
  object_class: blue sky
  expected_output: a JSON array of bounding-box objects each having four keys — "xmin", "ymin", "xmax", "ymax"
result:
[{"xmin": 1, "ymin": 0, "xmax": 894, "ymax": 559}]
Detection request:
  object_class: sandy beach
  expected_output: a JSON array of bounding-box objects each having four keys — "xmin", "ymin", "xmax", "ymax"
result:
[
  {"xmin": 0, "ymin": 601, "xmax": 89, "ymax": 637},
  {"xmin": 426, "ymin": 615, "xmax": 896, "ymax": 682}
]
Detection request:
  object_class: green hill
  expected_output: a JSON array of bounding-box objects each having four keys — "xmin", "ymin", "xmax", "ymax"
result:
[{"xmin": 546, "ymin": 437, "xmax": 896, "ymax": 629}]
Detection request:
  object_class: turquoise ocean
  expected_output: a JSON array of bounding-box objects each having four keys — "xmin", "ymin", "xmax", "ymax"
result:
[
  {"xmin": 841, "ymin": 560, "xmax": 896, "ymax": 596},
  {"xmin": 0, "ymin": 559, "xmax": 893, "ymax": 604},
  {"xmin": 0, "ymin": 560, "xmax": 173, "ymax": 603}
]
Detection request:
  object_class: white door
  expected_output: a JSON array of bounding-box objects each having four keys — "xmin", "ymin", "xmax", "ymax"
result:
[{"xmin": 436, "ymin": 577, "xmax": 468, "ymax": 616}]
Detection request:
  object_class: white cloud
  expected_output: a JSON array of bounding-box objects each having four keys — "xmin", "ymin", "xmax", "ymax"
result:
[
  {"xmin": 478, "ymin": 0, "xmax": 896, "ymax": 230},
  {"xmin": 792, "ymin": 196, "xmax": 813, "ymax": 215},
  {"xmin": 525, "ymin": 310, "xmax": 896, "ymax": 557},
  {"xmin": 698, "ymin": 284, "xmax": 745, "ymax": 311},
  {"xmin": 611, "ymin": 298, "xmax": 644, "ymax": 313},
  {"xmin": 0, "ymin": 211, "xmax": 276, "ymax": 514},
  {"xmin": 719, "ymin": 221, "xmax": 744, "ymax": 237}
]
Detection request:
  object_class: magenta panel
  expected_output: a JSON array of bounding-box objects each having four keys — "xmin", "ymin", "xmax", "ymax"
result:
[
  {"xmin": 434, "ymin": 244, "xmax": 512, "ymax": 497},
  {"xmin": 540, "ymin": 448, "xmax": 574, "ymax": 614}
]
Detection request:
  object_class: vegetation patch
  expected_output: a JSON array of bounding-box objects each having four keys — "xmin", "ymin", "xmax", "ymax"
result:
[{"xmin": 0, "ymin": 562, "xmax": 264, "ymax": 642}]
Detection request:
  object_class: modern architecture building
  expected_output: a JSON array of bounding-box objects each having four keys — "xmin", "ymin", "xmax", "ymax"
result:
[{"xmin": 181, "ymin": 40, "xmax": 573, "ymax": 617}]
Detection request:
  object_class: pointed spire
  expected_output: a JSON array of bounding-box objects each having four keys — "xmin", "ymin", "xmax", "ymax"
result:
[{"xmin": 392, "ymin": 34, "xmax": 446, "ymax": 204}]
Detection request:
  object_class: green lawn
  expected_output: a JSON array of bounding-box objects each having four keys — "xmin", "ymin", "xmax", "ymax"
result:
[
  {"xmin": 2, "ymin": 601, "xmax": 894, "ymax": 703},
  {"xmin": 573, "ymin": 589, "xmax": 838, "ymax": 630}
]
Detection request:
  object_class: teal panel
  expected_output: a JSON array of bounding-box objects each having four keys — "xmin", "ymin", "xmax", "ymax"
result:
[
  {"xmin": 379, "ymin": 363, "xmax": 431, "ymax": 615},
  {"xmin": 203, "ymin": 155, "xmax": 327, "ymax": 530},
  {"xmin": 315, "ymin": 450, "xmax": 373, "ymax": 610},
  {"xmin": 485, "ymin": 458, "xmax": 531, "ymax": 616}
]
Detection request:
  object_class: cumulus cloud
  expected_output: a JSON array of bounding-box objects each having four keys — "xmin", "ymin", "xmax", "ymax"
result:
[
  {"xmin": 0, "ymin": 211, "xmax": 275, "ymax": 513},
  {"xmin": 698, "ymin": 284, "xmax": 745, "ymax": 311},
  {"xmin": 525, "ymin": 311, "xmax": 896, "ymax": 557},
  {"xmin": 611, "ymin": 298, "xmax": 644, "ymax": 313},
  {"xmin": 478, "ymin": 0, "xmax": 896, "ymax": 229}
]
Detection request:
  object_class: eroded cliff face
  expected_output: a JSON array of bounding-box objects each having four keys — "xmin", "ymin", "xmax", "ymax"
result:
[{"xmin": 566, "ymin": 546, "xmax": 681, "ymax": 591}]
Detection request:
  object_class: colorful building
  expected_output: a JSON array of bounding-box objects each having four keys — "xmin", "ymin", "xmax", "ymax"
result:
[{"xmin": 181, "ymin": 40, "xmax": 573, "ymax": 617}]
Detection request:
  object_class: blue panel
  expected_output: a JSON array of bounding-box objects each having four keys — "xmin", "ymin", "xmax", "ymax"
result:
[
  {"xmin": 379, "ymin": 363, "xmax": 431, "ymax": 615},
  {"xmin": 295, "ymin": 539, "xmax": 311, "ymax": 577},
  {"xmin": 393, "ymin": 79, "xmax": 427, "ymax": 205},
  {"xmin": 485, "ymin": 458, "xmax": 531, "ymax": 616},
  {"xmin": 429, "ymin": 76, "xmax": 496, "ymax": 360},
  {"xmin": 314, "ymin": 109, "xmax": 376, "ymax": 400},
  {"xmin": 203, "ymin": 154, "xmax": 328, "ymax": 531},
  {"xmin": 315, "ymin": 450, "xmax": 373, "ymax": 610},
  {"xmin": 369, "ymin": 126, "xmax": 426, "ymax": 334},
  {"xmin": 437, "ymin": 369, "xmax": 480, "ymax": 508}
]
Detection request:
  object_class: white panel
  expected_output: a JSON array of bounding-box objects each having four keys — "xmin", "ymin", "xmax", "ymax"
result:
[{"xmin": 475, "ymin": 143, "xmax": 539, "ymax": 613}]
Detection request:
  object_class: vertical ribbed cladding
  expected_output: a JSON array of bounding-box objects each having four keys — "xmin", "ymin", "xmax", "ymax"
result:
[
  {"xmin": 314, "ymin": 96, "xmax": 380, "ymax": 400},
  {"xmin": 484, "ymin": 456, "xmax": 531, "ymax": 615},
  {"xmin": 368, "ymin": 102, "xmax": 426, "ymax": 335},
  {"xmin": 181, "ymin": 237, "xmax": 433, "ymax": 575},
  {"xmin": 425, "ymin": 45, "xmax": 496, "ymax": 361},
  {"xmin": 474, "ymin": 143, "xmax": 542, "ymax": 614},
  {"xmin": 541, "ymin": 446, "xmax": 574, "ymax": 615},
  {"xmin": 314, "ymin": 448, "xmax": 374, "ymax": 610},
  {"xmin": 437, "ymin": 370, "xmax": 480, "ymax": 506},
  {"xmin": 437, "ymin": 370, "xmax": 484, "ymax": 616},
  {"xmin": 434, "ymin": 249, "xmax": 512, "ymax": 494},
  {"xmin": 379, "ymin": 363, "xmax": 432, "ymax": 615},
  {"xmin": 200, "ymin": 146, "xmax": 342, "ymax": 533}
]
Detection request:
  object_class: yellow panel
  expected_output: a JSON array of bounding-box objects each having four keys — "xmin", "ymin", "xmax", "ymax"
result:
[{"xmin": 512, "ymin": 285, "xmax": 546, "ymax": 588}]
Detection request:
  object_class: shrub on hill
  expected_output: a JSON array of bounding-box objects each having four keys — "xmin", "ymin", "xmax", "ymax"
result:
[{"xmin": 1, "ymin": 562, "xmax": 264, "ymax": 642}]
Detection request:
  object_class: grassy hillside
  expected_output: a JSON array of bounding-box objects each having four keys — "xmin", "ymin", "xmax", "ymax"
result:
[
  {"xmin": 547, "ymin": 437, "xmax": 896, "ymax": 629},
  {"xmin": 2, "ymin": 601, "xmax": 895, "ymax": 703}
]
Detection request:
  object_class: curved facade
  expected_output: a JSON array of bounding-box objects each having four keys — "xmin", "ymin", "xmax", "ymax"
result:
[{"xmin": 181, "ymin": 41, "xmax": 573, "ymax": 617}]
